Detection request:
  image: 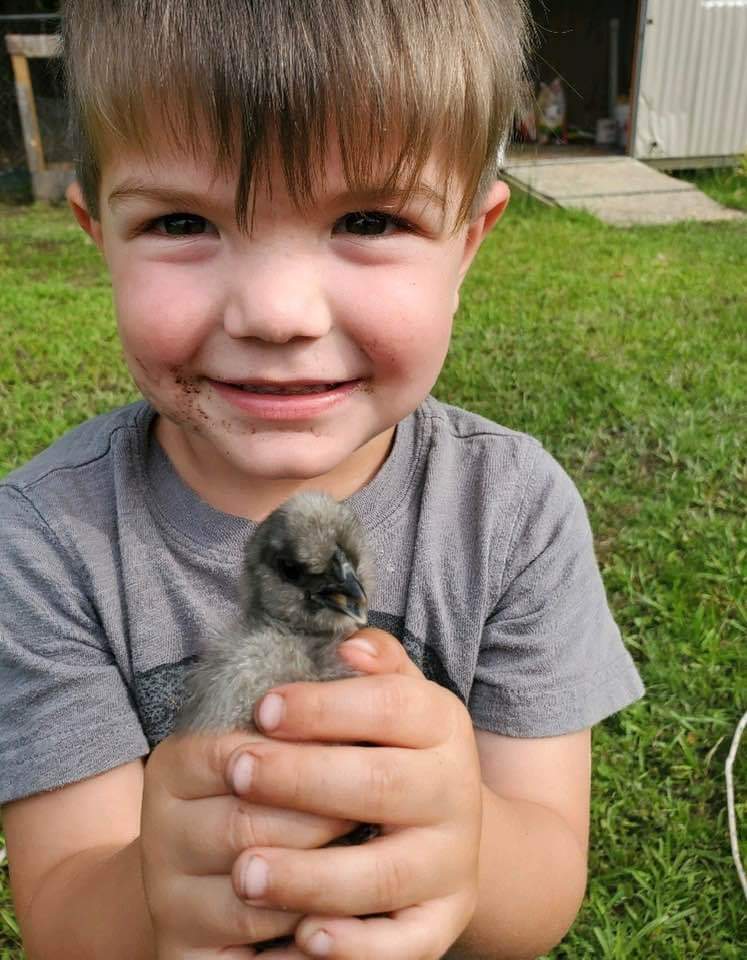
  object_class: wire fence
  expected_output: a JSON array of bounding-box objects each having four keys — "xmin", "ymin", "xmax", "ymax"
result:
[{"xmin": 1, "ymin": 12, "xmax": 66, "ymax": 196}]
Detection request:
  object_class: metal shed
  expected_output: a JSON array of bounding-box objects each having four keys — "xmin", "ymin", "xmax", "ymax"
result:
[
  {"xmin": 503, "ymin": 0, "xmax": 747, "ymax": 224},
  {"xmin": 633, "ymin": 0, "xmax": 747, "ymax": 167},
  {"xmin": 523, "ymin": 0, "xmax": 747, "ymax": 168}
]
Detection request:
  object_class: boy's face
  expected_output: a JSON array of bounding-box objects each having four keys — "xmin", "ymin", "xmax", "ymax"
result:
[{"xmin": 69, "ymin": 132, "xmax": 508, "ymax": 516}]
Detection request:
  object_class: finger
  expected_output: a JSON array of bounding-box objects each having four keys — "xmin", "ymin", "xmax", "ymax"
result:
[
  {"xmin": 295, "ymin": 896, "xmax": 470, "ymax": 960},
  {"xmin": 254, "ymin": 946, "xmax": 307, "ymax": 959},
  {"xmin": 228, "ymin": 741, "xmax": 454, "ymax": 825},
  {"xmin": 232, "ymin": 827, "xmax": 455, "ymax": 915},
  {"xmin": 252, "ymin": 933, "xmax": 307, "ymax": 957},
  {"xmin": 168, "ymin": 947, "xmax": 256, "ymax": 959},
  {"xmin": 168, "ymin": 795, "xmax": 357, "ymax": 874},
  {"xmin": 152, "ymin": 728, "xmax": 275, "ymax": 801},
  {"xmin": 257, "ymin": 952, "xmax": 305, "ymax": 959},
  {"xmin": 156, "ymin": 874, "xmax": 300, "ymax": 949},
  {"xmin": 252, "ymin": 672, "xmax": 455, "ymax": 746},
  {"xmin": 335, "ymin": 628, "xmax": 424, "ymax": 678}
]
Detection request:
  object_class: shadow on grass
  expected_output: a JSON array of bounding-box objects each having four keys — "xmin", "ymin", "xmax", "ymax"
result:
[
  {"xmin": 674, "ymin": 163, "xmax": 747, "ymax": 212},
  {"xmin": 0, "ymin": 169, "xmax": 33, "ymax": 206}
]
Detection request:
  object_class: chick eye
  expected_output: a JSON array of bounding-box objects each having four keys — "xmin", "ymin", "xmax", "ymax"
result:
[{"xmin": 278, "ymin": 558, "xmax": 303, "ymax": 583}]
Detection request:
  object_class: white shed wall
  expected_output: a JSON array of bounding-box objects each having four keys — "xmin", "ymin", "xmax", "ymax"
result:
[{"xmin": 634, "ymin": 0, "xmax": 747, "ymax": 161}]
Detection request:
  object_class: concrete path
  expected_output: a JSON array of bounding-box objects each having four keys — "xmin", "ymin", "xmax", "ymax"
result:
[{"xmin": 501, "ymin": 155, "xmax": 745, "ymax": 226}]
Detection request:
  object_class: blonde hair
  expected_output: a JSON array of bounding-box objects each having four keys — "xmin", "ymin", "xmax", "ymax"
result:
[{"xmin": 63, "ymin": 0, "xmax": 532, "ymax": 230}]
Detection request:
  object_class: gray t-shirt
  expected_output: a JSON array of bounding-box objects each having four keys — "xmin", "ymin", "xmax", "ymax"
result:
[{"xmin": 0, "ymin": 397, "xmax": 643, "ymax": 804}]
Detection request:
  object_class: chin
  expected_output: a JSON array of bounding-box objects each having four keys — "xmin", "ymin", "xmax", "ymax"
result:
[{"xmin": 228, "ymin": 435, "xmax": 362, "ymax": 482}]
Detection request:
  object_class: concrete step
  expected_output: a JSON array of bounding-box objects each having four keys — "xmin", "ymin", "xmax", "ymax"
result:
[{"xmin": 502, "ymin": 156, "xmax": 745, "ymax": 226}]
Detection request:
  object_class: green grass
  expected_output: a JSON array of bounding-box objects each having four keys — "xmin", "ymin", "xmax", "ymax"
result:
[
  {"xmin": 0, "ymin": 835, "xmax": 20, "ymax": 960},
  {"xmin": 1, "ymin": 197, "xmax": 746, "ymax": 958},
  {"xmin": 675, "ymin": 160, "xmax": 747, "ymax": 212}
]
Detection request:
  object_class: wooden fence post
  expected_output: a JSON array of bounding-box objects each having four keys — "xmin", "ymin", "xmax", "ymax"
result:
[{"xmin": 4, "ymin": 34, "xmax": 73, "ymax": 201}]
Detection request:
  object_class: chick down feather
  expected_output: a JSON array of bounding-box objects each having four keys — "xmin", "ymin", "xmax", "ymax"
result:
[{"xmin": 176, "ymin": 490, "xmax": 376, "ymax": 734}]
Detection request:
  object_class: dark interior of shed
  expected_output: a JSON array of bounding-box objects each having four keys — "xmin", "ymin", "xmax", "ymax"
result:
[{"xmin": 525, "ymin": 0, "xmax": 640, "ymax": 145}]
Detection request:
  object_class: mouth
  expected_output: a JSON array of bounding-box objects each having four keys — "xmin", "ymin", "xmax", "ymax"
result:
[
  {"xmin": 209, "ymin": 378, "xmax": 363, "ymax": 419},
  {"xmin": 314, "ymin": 584, "xmax": 368, "ymax": 626},
  {"xmin": 216, "ymin": 379, "xmax": 357, "ymax": 395},
  {"xmin": 316, "ymin": 591, "xmax": 367, "ymax": 626},
  {"xmin": 230, "ymin": 382, "xmax": 342, "ymax": 395}
]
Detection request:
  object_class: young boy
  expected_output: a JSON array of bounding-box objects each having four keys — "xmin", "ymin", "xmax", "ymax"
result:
[{"xmin": 0, "ymin": 1, "xmax": 644, "ymax": 958}]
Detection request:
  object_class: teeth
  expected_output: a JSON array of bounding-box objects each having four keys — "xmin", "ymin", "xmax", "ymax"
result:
[{"xmin": 237, "ymin": 383, "xmax": 336, "ymax": 395}]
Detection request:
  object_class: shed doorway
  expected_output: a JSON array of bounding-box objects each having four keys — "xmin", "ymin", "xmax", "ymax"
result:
[{"xmin": 508, "ymin": 0, "xmax": 643, "ymax": 162}]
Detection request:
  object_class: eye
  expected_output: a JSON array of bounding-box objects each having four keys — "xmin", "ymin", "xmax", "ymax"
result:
[
  {"xmin": 278, "ymin": 557, "xmax": 304, "ymax": 583},
  {"xmin": 334, "ymin": 211, "xmax": 412, "ymax": 238},
  {"xmin": 149, "ymin": 213, "xmax": 213, "ymax": 237}
]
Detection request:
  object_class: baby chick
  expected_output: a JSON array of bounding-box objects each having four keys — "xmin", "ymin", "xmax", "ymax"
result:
[
  {"xmin": 176, "ymin": 492, "xmax": 378, "ymax": 954},
  {"xmin": 177, "ymin": 490, "xmax": 375, "ymax": 734}
]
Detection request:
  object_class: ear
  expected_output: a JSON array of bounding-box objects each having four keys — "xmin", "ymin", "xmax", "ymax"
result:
[
  {"xmin": 455, "ymin": 179, "xmax": 510, "ymax": 287},
  {"xmin": 66, "ymin": 180, "xmax": 105, "ymax": 250}
]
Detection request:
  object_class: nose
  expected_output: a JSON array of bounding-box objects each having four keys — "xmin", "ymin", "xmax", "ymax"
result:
[{"xmin": 223, "ymin": 250, "xmax": 333, "ymax": 344}]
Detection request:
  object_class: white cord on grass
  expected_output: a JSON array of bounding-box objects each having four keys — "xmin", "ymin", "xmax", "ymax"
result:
[{"xmin": 726, "ymin": 709, "xmax": 747, "ymax": 901}]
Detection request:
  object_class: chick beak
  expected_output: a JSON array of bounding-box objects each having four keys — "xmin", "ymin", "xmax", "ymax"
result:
[{"xmin": 315, "ymin": 549, "xmax": 367, "ymax": 625}]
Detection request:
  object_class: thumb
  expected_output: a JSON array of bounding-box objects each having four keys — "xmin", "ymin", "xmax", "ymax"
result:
[{"xmin": 338, "ymin": 627, "xmax": 423, "ymax": 678}]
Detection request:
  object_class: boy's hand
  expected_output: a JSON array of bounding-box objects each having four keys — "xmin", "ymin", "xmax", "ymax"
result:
[
  {"xmin": 139, "ymin": 726, "xmax": 359, "ymax": 958},
  {"xmin": 229, "ymin": 628, "xmax": 483, "ymax": 959}
]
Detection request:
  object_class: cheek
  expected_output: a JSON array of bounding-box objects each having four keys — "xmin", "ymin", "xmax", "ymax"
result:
[
  {"xmin": 111, "ymin": 262, "xmax": 217, "ymax": 368},
  {"xmin": 340, "ymin": 261, "xmax": 457, "ymax": 374}
]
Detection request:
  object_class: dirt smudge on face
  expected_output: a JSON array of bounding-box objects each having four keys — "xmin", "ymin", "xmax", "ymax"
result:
[
  {"xmin": 172, "ymin": 367, "xmax": 201, "ymax": 395},
  {"xmin": 169, "ymin": 365, "xmax": 210, "ymax": 423},
  {"xmin": 219, "ymin": 417, "xmax": 255, "ymax": 435}
]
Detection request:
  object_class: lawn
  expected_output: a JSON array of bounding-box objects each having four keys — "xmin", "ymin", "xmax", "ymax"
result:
[
  {"xmin": 1, "ymin": 189, "xmax": 746, "ymax": 959},
  {"xmin": 677, "ymin": 163, "xmax": 747, "ymax": 213}
]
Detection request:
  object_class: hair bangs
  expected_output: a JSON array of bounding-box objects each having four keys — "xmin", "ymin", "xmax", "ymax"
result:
[{"xmin": 64, "ymin": 0, "xmax": 532, "ymax": 230}]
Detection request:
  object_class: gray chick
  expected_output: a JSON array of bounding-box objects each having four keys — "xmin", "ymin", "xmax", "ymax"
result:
[
  {"xmin": 177, "ymin": 490, "xmax": 375, "ymax": 734},
  {"xmin": 176, "ymin": 492, "xmax": 379, "ymax": 954}
]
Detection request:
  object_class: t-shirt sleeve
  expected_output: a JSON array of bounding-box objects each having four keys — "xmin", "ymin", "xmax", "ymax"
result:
[
  {"xmin": 468, "ymin": 446, "xmax": 644, "ymax": 737},
  {"xmin": 0, "ymin": 485, "xmax": 149, "ymax": 804}
]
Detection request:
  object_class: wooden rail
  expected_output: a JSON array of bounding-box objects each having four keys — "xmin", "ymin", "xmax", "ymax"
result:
[{"xmin": 4, "ymin": 34, "xmax": 73, "ymax": 201}]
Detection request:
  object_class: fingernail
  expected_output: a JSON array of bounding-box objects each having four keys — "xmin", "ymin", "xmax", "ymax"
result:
[
  {"xmin": 307, "ymin": 929, "xmax": 333, "ymax": 956},
  {"xmin": 230, "ymin": 752, "xmax": 254, "ymax": 794},
  {"xmin": 242, "ymin": 855, "xmax": 269, "ymax": 899},
  {"xmin": 341, "ymin": 637, "xmax": 377, "ymax": 657},
  {"xmin": 257, "ymin": 692, "xmax": 285, "ymax": 731}
]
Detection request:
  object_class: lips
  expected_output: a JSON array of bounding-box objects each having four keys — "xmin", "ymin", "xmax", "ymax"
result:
[
  {"xmin": 232, "ymin": 383, "xmax": 339, "ymax": 395},
  {"xmin": 209, "ymin": 378, "xmax": 362, "ymax": 420}
]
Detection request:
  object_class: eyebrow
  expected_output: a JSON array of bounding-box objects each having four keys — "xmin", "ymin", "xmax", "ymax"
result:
[
  {"xmin": 343, "ymin": 183, "xmax": 447, "ymax": 211},
  {"xmin": 107, "ymin": 178, "xmax": 447, "ymax": 214},
  {"xmin": 108, "ymin": 180, "xmax": 226, "ymax": 212}
]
